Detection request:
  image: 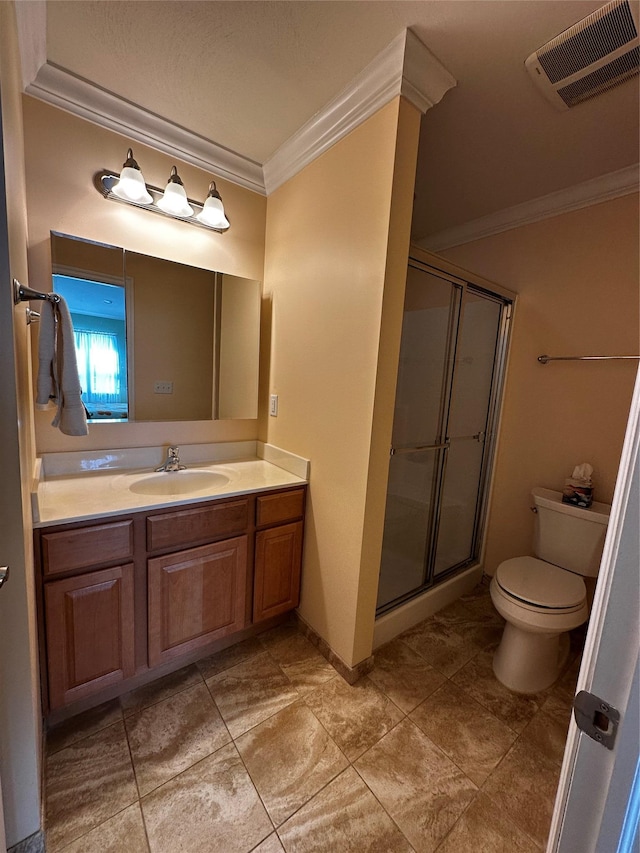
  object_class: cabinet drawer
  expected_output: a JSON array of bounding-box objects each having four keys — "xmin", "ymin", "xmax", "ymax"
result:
[
  {"xmin": 256, "ymin": 489, "xmax": 305, "ymax": 528},
  {"xmin": 42, "ymin": 520, "xmax": 134, "ymax": 577},
  {"xmin": 147, "ymin": 499, "xmax": 248, "ymax": 552}
]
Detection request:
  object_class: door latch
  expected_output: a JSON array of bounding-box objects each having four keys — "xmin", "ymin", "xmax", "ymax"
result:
[{"xmin": 573, "ymin": 690, "xmax": 619, "ymax": 750}]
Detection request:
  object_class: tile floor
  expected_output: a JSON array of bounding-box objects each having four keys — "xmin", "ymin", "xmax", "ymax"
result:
[{"xmin": 44, "ymin": 581, "xmax": 582, "ymax": 852}]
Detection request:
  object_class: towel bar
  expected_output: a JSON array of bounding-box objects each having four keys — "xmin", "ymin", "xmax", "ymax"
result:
[{"xmin": 13, "ymin": 278, "xmax": 61, "ymax": 305}]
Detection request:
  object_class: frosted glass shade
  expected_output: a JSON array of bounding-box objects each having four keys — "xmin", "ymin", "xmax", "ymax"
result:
[
  {"xmin": 157, "ymin": 182, "xmax": 194, "ymax": 217},
  {"xmin": 112, "ymin": 167, "xmax": 153, "ymax": 203},
  {"xmin": 196, "ymin": 195, "xmax": 230, "ymax": 229}
]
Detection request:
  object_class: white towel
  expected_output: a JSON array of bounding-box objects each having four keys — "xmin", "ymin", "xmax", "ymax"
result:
[{"xmin": 36, "ymin": 296, "xmax": 88, "ymax": 436}]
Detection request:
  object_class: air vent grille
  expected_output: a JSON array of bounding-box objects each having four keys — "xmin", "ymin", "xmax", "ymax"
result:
[
  {"xmin": 525, "ymin": 0, "xmax": 639, "ymax": 110},
  {"xmin": 538, "ymin": 0, "xmax": 638, "ymax": 83},
  {"xmin": 557, "ymin": 44, "xmax": 640, "ymax": 105}
]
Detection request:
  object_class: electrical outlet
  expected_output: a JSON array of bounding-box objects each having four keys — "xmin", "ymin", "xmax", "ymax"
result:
[
  {"xmin": 269, "ymin": 394, "xmax": 278, "ymax": 416},
  {"xmin": 154, "ymin": 381, "xmax": 173, "ymax": 394}
]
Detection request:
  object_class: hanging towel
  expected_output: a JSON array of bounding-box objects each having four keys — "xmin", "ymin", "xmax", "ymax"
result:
[{"xmin": 36, "ymin": 296, "xmax": 88, "ymax": 436}]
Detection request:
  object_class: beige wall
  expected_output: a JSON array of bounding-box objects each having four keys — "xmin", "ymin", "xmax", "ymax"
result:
[
  {"xmin": 262, "ymin": 98, "xmax": 420, "ymax": 667},
  {"xmin": 22, "ymin": 97, "xmax": 267, "ymax": 452},
  {"xmin": 0, "ymin": 2, "xmax": 43, "ymax": 844},
  {"xmin": 442, "ymin": 193, "xmax": 639, "ymax": 574}
]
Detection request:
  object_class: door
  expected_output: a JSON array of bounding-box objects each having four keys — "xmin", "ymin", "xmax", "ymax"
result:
[
  {"xmin": 148, "ymin": 536, "xmax": 248, "ymax": 666},
  {"xmin": 45, "ymin": 564, "xmax": 136, "ymax": 710},
  {"xmin": 377, "ymin": 260, "xmax": 511, "ymax": 613},
  {"xmin": 549, "ymin": 367, "xmax": 640, "ymax": 853},
  {"xmin": 0, "ymin": 41, "xmax": 42, "ymax": 846}
]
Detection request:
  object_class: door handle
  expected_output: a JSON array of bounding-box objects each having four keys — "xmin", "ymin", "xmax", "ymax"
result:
[
  {"xmin": 0, "ymin": 566, "xmax": 9, "ymax": 590},
  {"xmin": 446, "ymin": 431, "xmax": 486, "ymax": 443},
  {"xmin": 390, "ymin": 441, "xmax": 450, "ymax": 457}
]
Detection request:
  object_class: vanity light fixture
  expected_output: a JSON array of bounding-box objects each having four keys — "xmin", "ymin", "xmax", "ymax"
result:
[
  {"xmin": 94, "ymin": 147, "xmax": 230, "ymax": 232},
  {"xmin": 157, "ymin": 166, "xmax": 194, "ymax": 218},
  {"xmin": 111, "ymin": 149, "xmax": 153, "ymax": 204},
  {"xmin": 196, "ymin": 182, "xmax": 230, "ymax": 230}
]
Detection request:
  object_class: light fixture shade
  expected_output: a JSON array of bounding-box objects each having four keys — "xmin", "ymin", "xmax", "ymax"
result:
[
  {"xmin": 156, "ymin": 166, "xmax": 194, "ymax": 217},
  {"xmin": 196, "ymin": 181, "xmax": 230, "ymax": 230},
  {"xmin": 111, "ymin": 149, "xmax": 153, "ymax": 203}
]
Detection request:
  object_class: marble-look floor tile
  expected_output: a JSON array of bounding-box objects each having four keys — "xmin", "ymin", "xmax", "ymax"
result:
[
  {"xmin": 253, "ymin": 835, "xmax": 285, "ymax": 852},
  {"xmin": 435, "ymin": 792, "xmax": 539, "ymax": 853},
  {"xmin": 277, "ymin": 766, "xmax": 412, "ymax": 853},
  {"xmin": 303, "ymin": 675, "xmax": 403, "ymax": 761},
  {"xmin": 355, "ymin": 719, "xmax": 477, "ymax": 852},
  {"xmin": 483, "ymin": 738, "xmax": 562, "ymax": 848},
  {"xmin": 126, "ymin": 682, "xmax": 230, "ymax": 796},
  {"xmin": 264, "ymin": 631, "xmax": 336, "ymax": 695},
  {"xmin": 55, "ymin": 803, "xmax": 149, "ymax": 853},
  {"xmin": 368, "ymin": 639, "xmax": 446, "ymax": 713},
  {"xmin": 452, "ymin": 650, "xmax": 545, "ymax": 732},
  {"xmin": 257, "ymin": 622, "xmax": 300, "ymax": 652},
  {"xmin": 45, "ymin": 721, "xmax": 137, "ymax": 852},
  {"xmin": 236, "ymin": 702, "xmax": 348, "ymax": 826},
  {"xmin": 47, "ymin": 699, "xmax": 123, "ymax": 755},
  {"xmin": 120, "ymin": 664, "xmax": 202, "ymax": 717},
  {"xmin": 142, "ymin": 743, "xmax": 272, "ymax": 853},
  {"xmin": 410, "ymin": 681, "xmax": 517, "ymax": 786},
  {"xmin": 399, "ymin": 612, "xmax": 482, "ymax": 678},
  {"xmin": 206, "ymin": 652, "xmax": 300, "ymax": 738},
  {"xmin": 197, "ymin": 636, "xmax": 265, "ymax": 680},
  {"xmin": 517, "ymin": 706, "xmax": 570, "ymax": 766}
]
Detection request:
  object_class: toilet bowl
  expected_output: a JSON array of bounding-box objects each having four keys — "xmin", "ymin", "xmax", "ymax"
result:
[{"xmin": 490, "ymin": 488, "xmax": 610, "ymax": 694}]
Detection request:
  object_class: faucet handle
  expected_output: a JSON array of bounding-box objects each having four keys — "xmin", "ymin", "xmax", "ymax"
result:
[{"xmin": 168, "ymin": 445, "xmax": 179, "ymax": 458}]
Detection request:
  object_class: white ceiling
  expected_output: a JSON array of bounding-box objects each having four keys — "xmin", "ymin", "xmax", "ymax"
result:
[{"xmin": 37, "ymin": 1, "xmax": 640, "ymax": 243}]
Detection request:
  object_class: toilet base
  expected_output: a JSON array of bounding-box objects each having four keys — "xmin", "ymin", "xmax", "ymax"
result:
[{"xmin": 492, "ymin": 622, "xmax": 570, "ymax": 694}]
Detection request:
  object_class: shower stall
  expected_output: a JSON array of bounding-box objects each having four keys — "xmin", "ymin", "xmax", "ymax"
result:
[{"xmin": 376, "ymin": 254, "xmax": 513, "ymax": 621}]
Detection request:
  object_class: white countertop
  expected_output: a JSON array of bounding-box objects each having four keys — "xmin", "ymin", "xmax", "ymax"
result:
[{"xmin": 33, "ymin": 442, "xmax": 309, "ymax": 527}]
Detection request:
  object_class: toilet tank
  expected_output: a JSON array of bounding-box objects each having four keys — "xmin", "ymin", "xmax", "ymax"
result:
[{"xmin": 532, "ymin": 487, "xmax": 610, "ymax": 577}]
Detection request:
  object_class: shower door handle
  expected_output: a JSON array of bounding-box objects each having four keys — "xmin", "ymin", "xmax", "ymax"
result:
[
  {"xmin": 390, "ymin": 441, "xmax": 450, "ymax": 457},
  {"xmin": 446, "ymin": 431, "xmax": 486, "ymax": 443}
]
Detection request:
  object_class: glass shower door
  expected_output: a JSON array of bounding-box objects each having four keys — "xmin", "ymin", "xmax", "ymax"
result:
[
  {"xmin": 376, "ymin": 267, "xmax": 462, "ymax": 610},
  {"xmin": 377, "ymin": 262, "xmax": 510, "ymax": 614},
  {"xmin": 432, "ymin": 290, "xmax": 503, "ymax": 579}
]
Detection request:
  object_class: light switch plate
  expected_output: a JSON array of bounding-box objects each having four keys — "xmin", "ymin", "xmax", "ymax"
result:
[{"xmin": 269, "ymin": 394, "xmax": 278, "ymax": 416}]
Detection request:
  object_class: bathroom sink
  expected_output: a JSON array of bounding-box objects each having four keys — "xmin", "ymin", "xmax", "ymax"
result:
[{"xmin": 127, "ymin": 469, "xmax": 230, "ymax": 496}]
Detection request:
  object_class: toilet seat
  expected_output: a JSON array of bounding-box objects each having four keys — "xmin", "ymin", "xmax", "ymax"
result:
[{"xmin": 495, "ymin": 556, "xmax": 586, "ymax": 612}]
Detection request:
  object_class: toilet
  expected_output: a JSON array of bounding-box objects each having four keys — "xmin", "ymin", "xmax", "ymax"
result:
[{"xmin": 490, "ymin": 487, "xmax": 610, "ymax": 694}]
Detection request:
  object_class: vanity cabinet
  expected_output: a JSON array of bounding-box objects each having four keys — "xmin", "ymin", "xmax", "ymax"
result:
[
  {"xmin": 254, "ymin": 490, "xmax": 305, "ymax": 622},
  {"xmin": 35, "ymin": 484, "xmax": 306, "ymax": 715}
]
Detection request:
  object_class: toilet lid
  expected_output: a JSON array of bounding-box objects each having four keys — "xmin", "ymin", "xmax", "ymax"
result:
[{"xmin": 496, "ymin": 556, "xmax": 586, "ymax": 609}]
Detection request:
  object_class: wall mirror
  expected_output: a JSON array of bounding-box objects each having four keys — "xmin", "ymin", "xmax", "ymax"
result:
[{"xmin": 51, "ymin": 232, "xmax": 260, "ymax": 423}]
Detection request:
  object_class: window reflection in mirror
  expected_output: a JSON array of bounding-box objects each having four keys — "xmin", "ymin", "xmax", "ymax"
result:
[
  {"xmin": 52, "ymin": 235, "xmax": 129, "ymax": 422},
  {"xmin": 50, "ymin": 232, "xmax": 260, "ymax": 423}
]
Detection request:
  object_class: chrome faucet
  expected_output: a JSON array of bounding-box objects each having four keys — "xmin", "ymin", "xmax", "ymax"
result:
[{"xmin": 155, "ymin": 446, "xmax": 186, "ymax": 472}]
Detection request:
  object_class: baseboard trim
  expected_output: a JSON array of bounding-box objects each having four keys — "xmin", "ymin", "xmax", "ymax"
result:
[{"xmin": 294, "ymin": 613, "xmax": 374, "ymax": 684}]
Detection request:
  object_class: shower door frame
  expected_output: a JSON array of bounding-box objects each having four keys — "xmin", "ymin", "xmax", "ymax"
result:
[{"xmin": 377, "ymin": 251, "xmax": 515, "ymax": 617}]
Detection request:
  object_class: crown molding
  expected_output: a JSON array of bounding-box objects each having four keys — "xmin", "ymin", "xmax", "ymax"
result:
[
  {"xmin": 263, "ymin": 30, "xmax": 456, "ymax": 194},
  {"xmin": 25, "ymin": 62, "xmax": 266, "ymax": 195},
  {"xmin": 419, "ymin": 164, "xmax": 640, "ymax": 251},
  {"xmin": 20, "ymin": 27, "xmax": 455, "ymax": 198}
]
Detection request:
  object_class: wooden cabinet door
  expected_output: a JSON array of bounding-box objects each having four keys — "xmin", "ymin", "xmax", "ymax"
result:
[
  {"xmin": 253, "ymin": 522, "xmax": 303, "ymax": 623},
  {"xmin": 45, "ymin": 564, "xmax": 135, "ymax": 710},
  {"xmin": 148, "ymin": 536, "xmax": 248, "ymax": 667}
]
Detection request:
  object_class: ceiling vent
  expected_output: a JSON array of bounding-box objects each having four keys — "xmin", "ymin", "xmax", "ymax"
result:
[{"xmin": 525, "ymin": 0, "xmax": 639, "ymax": 109}]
